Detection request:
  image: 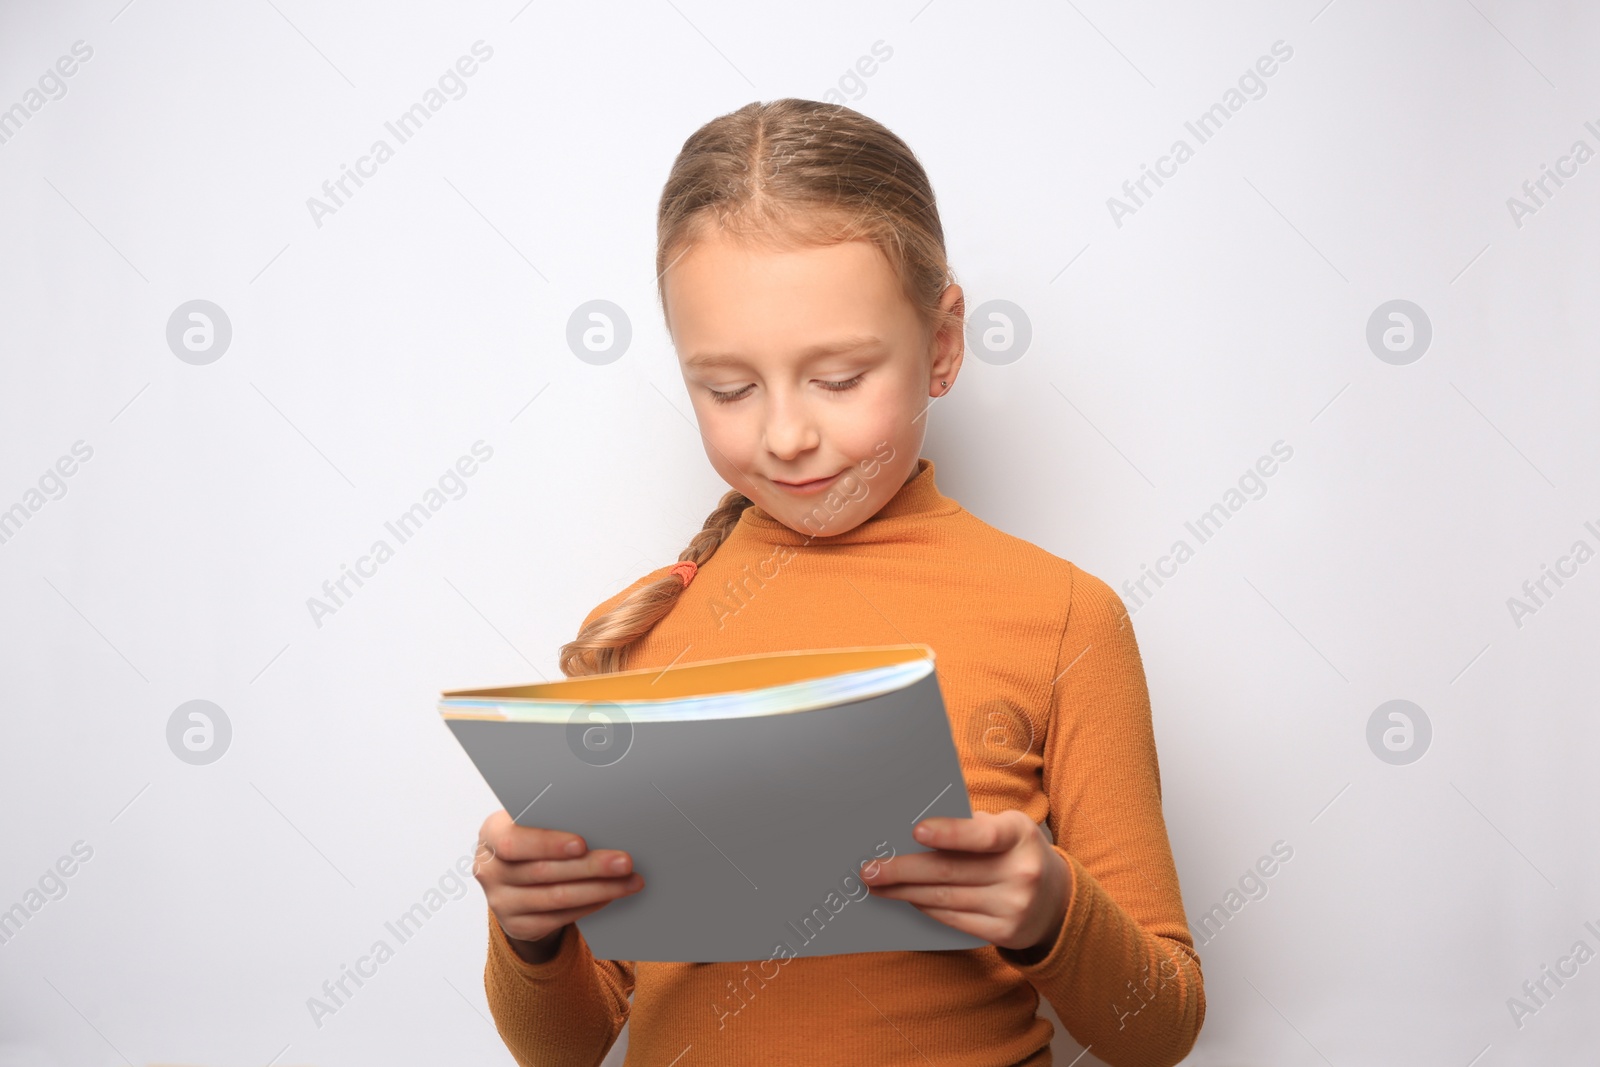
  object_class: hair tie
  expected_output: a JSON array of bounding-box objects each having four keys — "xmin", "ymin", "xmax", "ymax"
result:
[{"xmin": 668, "ymin": 560, "xmax": 698, "ymax": 588}]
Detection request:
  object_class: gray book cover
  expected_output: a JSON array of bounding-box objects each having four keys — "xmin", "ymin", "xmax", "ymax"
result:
[{"xmin": 441, "ymin": 645, "xmax": 985, "ymax": 962}]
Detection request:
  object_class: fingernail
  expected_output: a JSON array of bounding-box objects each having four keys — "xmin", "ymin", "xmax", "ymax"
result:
[
  {"xmin": 565, "ymin": 840, "xmax": 583, "ymax": 856},
  {"xmin": 609, "ymin": 856, "xmax": 629, "ymax": 874}
]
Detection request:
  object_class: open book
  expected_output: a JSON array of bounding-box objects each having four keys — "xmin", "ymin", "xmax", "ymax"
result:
[{"xmin": 440, "ymin": 643, "xmax": 985, "ymax": 962}]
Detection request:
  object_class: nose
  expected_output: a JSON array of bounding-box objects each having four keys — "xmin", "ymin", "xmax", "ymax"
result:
[{"xmin": 761, "ymin": 383, "xmax": 821, "ymax": 462}]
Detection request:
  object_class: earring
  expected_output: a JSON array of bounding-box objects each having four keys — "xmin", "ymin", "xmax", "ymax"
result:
[{"xmin": 940, "ymin": 380, "xmax": 948, "ymax": 393}]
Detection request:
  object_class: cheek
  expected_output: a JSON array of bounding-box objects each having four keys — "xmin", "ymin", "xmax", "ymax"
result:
[
  {"xmin": 693, "ymin": 405, "xmax": 757, "ymax": 466},
  {"xmin": 835, "ymin": 377, "xmax": 917, "ymax": 444}
]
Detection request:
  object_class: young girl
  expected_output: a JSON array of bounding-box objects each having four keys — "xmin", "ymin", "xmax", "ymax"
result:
[{"xmin": 473, "ymin": 98, "xmax": 1204, "ymax": 1067}]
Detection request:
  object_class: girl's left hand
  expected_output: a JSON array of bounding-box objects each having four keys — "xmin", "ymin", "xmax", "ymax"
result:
[{"xmin": 859, "ymin": 809, "xmax": 1072, "ymax": 955}]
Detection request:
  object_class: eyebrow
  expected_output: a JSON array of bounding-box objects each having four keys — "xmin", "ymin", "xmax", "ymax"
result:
[{"xmin": 685, "ymin": 335, "xmax": 883, "ymax": 370}]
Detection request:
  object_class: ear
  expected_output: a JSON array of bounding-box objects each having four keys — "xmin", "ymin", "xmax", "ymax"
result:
[{"xmin": 928, "ymin": 283, "xmax": 965, "ymax": 395}]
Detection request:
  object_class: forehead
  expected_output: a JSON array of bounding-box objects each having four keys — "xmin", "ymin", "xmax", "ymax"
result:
[{"xmin": 665, "ymin": 234, "xmax": 913, "ymax": 356}]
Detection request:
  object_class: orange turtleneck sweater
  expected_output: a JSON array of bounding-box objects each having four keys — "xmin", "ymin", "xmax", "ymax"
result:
[{"xmin": 482, "ymin": 456, "xmax": 1204, "ymax": 1067}]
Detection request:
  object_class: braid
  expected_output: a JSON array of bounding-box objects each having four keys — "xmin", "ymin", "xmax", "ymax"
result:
[{"xmin": 558, "ymin": 488, "xmax": 751, "ymax": 677}]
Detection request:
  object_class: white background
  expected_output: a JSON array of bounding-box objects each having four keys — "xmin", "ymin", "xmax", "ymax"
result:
[{"xmin": 2, "ymin": 1, "xmax": 1596, "ymax": 1064}]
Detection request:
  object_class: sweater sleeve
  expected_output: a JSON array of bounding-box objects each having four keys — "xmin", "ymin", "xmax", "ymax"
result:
[
  {"xmin": 480, "ymin": 566, "xmax": 672, "ymax": 1066},
  {"xmin": 484, "ymin": 909, "xmax": 636, "ymax": 1067},
  {"xmin": 993, "ymin": 564, "xmax": 1206, "ymax": 1067}
]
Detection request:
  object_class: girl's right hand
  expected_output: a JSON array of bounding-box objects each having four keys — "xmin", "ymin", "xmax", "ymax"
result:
[{"xmin": 475, "ymin": 808, "xmax": 645, "ymax": 963}]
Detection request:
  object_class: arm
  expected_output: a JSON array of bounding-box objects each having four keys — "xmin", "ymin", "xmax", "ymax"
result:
[
  {"xmin": 480, "ymin": 568, "xmax": 666, "ymax": 1066},
  {"xmin": 485, "ymin": 908, "xmax": 637, "ymax": 1067},
  {"xmin": 994, "ymin": 564, "xmax": 1205, "ymax": 1067}
]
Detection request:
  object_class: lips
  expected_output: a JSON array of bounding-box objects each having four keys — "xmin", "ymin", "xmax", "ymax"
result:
[{"xmin": 772, "ymin": 471, "xmax": 842, "ymax": 494}]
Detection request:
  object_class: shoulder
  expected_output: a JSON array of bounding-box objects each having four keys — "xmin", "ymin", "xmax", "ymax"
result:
[
  {"xmin": 945, "ymin": 506, "xmax": 1081, "ymax": 593},
  {"xmin": 1063, "ymin": 564, "xmax": 1132, "ymax": 631},
  {"xmin": 946, "ymin": 507, "xmax": 1075, "ymax": 578},
  {"xmin": 947, "ymin": 509, "xmax": 1132, "ymax": 635}
]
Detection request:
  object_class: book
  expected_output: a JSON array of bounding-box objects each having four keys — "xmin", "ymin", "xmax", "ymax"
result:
[{"xmin": 440, "ymin": 643, "xmax": 986, "ymax": 963}]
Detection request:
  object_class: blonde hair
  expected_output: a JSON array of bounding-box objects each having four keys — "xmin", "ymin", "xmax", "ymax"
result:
[{"xmin": 559, "ymin": 98, "xmax": 958, "ymax": 677}]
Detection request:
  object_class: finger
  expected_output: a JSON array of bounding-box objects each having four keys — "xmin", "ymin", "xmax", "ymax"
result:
[
  {"xmin": 867, "ymin": 881, "xmax": 1003, "ymax": 915},
  {"xmin": 498, "ymin": 849, "xmax": 636, "ymax": 888},
  {"xmin": 481, "ymin": 821, "xmax": 593, "ymax": 864},
  {"xmin": 913, "ymin": 810, "xmax": 1024, "ymax": 854},
  {"xmin": 860, "ymin": 849, "xmax": 1002, "ymax": 888},
  {"xmin": 500, "ymin": 872, "xmax": 646, "ymax": 915},
  {"xmin": 500, "ymin": 900, "xmax": 611, "ymax": 942},
  {"xmin": 915, "ymin": 905, "xmax": 1015, "ymax": 946}
]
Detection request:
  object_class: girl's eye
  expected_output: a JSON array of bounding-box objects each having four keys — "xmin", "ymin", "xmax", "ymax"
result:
[
  {"xmin": 708, "ymin": 385, "xmax": 752, "ymax": 404},
  {"xmin": 706, "ymin": 374, "xmax": 864, "ymax": 405}
]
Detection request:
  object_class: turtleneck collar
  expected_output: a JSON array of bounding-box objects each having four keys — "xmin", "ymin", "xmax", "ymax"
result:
[{"xmin": 735, "ymin": 456, "xmax": 961, "ymax": 546}]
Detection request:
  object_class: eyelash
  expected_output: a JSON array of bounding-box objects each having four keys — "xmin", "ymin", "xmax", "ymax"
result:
[{"xmin": 707, "ymin": 374, "xmax": 865, "ymax": 405}]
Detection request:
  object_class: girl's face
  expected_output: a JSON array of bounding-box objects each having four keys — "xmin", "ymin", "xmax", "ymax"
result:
[{"xmin": 665, "ymin": 230, "xmax": 963, "ymax": 537}]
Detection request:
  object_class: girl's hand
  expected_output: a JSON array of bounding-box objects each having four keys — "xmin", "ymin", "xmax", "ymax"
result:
[
  {"xmin": 475, "ymin": 808, "xmax": 646, "ymax": 962},
  {"xmin": 859, "ymin": 809, "xmax": 1071, "ymax": 956}
]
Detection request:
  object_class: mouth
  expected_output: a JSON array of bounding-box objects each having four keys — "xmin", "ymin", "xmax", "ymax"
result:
[{"xmin": 771, "ymin": 471, "xmax": 842, "ymax": 495}]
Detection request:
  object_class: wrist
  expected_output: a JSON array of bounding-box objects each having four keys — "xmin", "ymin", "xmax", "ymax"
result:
[
  {"xmin": 1012, "ymin": 917, "xmax": 1060, "ymax": 964},
  {"xmin": 507, "ymin": 923, "xmax": 566, "ymax": 965},
  {"xmin": 1012, "ymin": 850, "xmax": 1073, "ymax": 964}
]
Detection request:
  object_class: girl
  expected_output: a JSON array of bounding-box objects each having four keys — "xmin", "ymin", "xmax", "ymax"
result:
[{"xmin": 473, "ymin": 98, "xmax": 1204, "ymax": 1067}]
